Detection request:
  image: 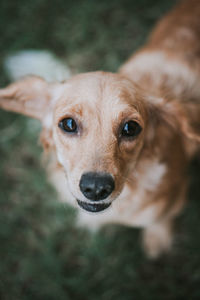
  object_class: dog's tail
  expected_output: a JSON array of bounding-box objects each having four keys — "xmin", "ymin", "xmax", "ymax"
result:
[{"xmin": 4, "ymin": 50, "xmax": 71, "ymax": 82}]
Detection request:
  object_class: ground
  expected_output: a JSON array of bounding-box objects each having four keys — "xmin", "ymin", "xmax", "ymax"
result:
[{"xmin": 0, "ymin": 0, "xmax": 200, "ymax": 299}]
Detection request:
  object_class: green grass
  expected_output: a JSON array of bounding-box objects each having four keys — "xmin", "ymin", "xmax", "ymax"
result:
[{"xmin": 1, "ymin": 0, "xmax": 200, "ymax": 299}]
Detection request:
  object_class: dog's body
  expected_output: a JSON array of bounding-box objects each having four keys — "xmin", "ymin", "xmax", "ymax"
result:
[{"xmin": 0, "ymin": 0, "xmax": 200, "ymax": 258}]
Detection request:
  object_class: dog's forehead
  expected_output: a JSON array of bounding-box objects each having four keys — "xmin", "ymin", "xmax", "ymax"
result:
[
  {"xmin": 53, "ymin": 72, "xmax": 147, "ymax": 126},
  {"xmin": 55, "ymin": 72, "xmax": 140, "ymax": 112}
]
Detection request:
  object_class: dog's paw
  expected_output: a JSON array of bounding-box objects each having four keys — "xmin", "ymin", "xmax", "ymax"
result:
[{"xmin": 142, "ymin": 222, "xmax": 173, "ymax": 259}]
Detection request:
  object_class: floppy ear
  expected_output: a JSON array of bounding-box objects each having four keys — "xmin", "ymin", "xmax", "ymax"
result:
[
  {"xmin": 0, "ymin": 76, "xmax": 55, "ymax": 120},
  {"xmin": 146, "ymin": 95, "xmax": 200, "ymax": 145},
  {"xmin": 162, "ymin": 101, "xmax": 200, "ymax": 143}
]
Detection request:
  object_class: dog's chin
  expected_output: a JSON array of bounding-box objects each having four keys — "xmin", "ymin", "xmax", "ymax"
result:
[{"xmin": 76, "ymin": 199, "xmax": 111, "ymax": 213}]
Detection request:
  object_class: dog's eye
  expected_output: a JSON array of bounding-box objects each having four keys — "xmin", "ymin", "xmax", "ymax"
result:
[
  {"xmin": 121, "ymin": 121, "xmax": 142, "ymax": 138},
  {"xmin": 59, "ymin": 118, "xmax": 78, "ymax": 133}
]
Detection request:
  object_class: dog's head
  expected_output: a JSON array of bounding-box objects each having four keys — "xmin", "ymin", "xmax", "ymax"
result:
[{"xmin": 0, "ymin": 72, "xmax": 199, "ymax": 212}]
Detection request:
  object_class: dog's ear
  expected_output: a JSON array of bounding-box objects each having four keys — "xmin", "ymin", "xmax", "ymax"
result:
[
  {"xmin": 147, "ymin": 98, "xmax": 200, "ymax": 143},
  {"xmin": 163, "ymin": 101, "xmax": 200, "ymax": 143},
  {"xmin": 0, "ymin": 76, "xmax": 58, "ymax": 120},
  {"xmin": 163, "ymin": 101, "xmax": 200, "ymax": 142}
]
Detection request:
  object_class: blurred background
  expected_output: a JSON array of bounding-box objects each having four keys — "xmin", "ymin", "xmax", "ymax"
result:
[{"xmin": 0, "ymin": 0, "xmax": 200, "ymax": 299}]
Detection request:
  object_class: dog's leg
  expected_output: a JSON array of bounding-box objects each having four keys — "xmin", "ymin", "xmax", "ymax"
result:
[{"xmin": 142, "ymin": 219, "xmax": 173, "ymax": 259}]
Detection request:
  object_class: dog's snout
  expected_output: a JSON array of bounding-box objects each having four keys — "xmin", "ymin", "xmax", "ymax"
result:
[{"xmin": 79, "ymin": 172, "xmax": 115, "ymax": 201}]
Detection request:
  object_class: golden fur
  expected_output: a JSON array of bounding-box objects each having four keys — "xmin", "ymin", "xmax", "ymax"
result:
[{"xmin": 0, "ymin": 0, "xmax": 200, "ymax": 258}]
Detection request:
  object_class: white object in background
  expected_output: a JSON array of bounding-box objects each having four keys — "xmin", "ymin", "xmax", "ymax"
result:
[{"xmin": 4, "ymin": 50, "xmax": 71, "ymax": 82}]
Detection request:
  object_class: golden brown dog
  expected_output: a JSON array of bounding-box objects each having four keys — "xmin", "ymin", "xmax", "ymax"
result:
[{"xmin": 0, "ymin": 0, "xmax": 200, "ymax": 258}]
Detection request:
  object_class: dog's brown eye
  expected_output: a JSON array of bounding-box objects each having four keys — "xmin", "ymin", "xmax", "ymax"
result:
[
  {"xmin": 59, "ymin": 118, "xmax": 78, "ymax": 133},
  {"xmin": 121, "ymin": 121, "xmax": 142, "ymax": 139}
]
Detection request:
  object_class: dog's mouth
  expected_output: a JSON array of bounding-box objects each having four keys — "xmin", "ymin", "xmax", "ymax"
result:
[{"xmin": 76, "ymin": 199, "xmax": 111, "ymax": 213}]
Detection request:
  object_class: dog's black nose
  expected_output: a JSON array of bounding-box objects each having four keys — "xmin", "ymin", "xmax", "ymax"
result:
[{"xmin": 79, "ymin": 172, "xmax": 115, "ymax": 201}]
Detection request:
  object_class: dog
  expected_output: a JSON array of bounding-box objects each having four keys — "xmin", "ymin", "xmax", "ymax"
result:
[{"xmin": 0, "ymin": 0, "xmax": 200, "ymax": 258}]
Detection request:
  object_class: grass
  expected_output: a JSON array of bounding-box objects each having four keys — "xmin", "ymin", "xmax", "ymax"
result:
[{"xmin": 0, "ymin": 0, "xmax": 200, "ymax": 299}]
